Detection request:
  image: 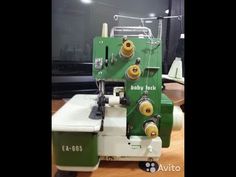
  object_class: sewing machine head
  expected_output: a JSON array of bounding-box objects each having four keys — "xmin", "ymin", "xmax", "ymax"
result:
[{"xmin": 92, "ymin": 32, "xmax": 165, "ymax": 140}]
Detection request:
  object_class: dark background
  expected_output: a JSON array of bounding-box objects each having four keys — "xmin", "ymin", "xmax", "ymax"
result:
[
  {"xmin": 3, "ymin": 1, "xmax": 230, "ymax": 177},
  {"xmin": 52, "ymin": 0, "xmax": 184, "ymax": 98}
]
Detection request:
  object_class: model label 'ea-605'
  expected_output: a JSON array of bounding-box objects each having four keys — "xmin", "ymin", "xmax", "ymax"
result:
[{"xmin": 62, "ymin": 145, "xmax": 83, "ymax": 152}]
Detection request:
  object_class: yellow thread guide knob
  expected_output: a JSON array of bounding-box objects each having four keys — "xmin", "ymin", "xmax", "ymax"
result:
[
  {"xmin": 139, "ymin": 100, "xmax": 153, "ymax": 116},
  {"xmin": 144, "ymin": 122, "xmax": 158, "ymax": 138},
  {"xmin": 120, "ymin": 40, "xmax": 134, "ymax": 58},
  {"xmin": 126, "ymin": 65, "xmax": 141, "ymax": 80}
]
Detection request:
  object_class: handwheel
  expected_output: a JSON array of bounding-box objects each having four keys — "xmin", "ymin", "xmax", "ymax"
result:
[{"xmin": 138, "ymin": 161, "xmax": 159, "ymax": 173}]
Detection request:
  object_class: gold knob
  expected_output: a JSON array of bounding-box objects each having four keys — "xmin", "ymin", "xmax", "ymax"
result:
[
  {"xmin": 139, "ymin": 100, "xmax": 153, "ymax": 116},
  {"xmin": 144, "ymin": 122, "xmax": 158, "ymax": 138},
  {"xmin": 120, "ymin": 40, "xmax": 134, "ymax": 58},
  {"xmin": 126, "ymin": 65, "xmax": 141, "ymax": 80}
]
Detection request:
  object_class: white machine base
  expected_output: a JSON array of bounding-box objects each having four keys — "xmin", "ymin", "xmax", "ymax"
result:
[
  {"xmin": 52, "ymin": 94, "xmax": 165, "ymax": 171},
  {"xmin": 56, "ymin": 161, "xmax": 100, "ymax": 172},
  {"xmin": 98, "ymin": 135, "xmax": 162, "ymax": 161}
]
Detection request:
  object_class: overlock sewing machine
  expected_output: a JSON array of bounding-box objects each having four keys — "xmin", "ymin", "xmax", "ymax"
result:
[{"xmin": 52, "ymin": 16, "xmax": 183, "ymax": 176}]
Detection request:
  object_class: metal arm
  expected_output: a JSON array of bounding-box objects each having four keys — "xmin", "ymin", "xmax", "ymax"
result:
[
  {"xmin": 110, "ymin": 26, "xmax": 153, "ymax": 38},
  {"xmin": 113, "ymin": 14, "xmax": 182, "ymax": 39}
]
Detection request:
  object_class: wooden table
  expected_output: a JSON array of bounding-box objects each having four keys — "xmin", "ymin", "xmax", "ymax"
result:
[
  {"xmin": 163, "ymin": 83, "xmax": 184, "ymax": 106},
  {"xmin": 52, "ymin": 83, "xmax": 184, "ymax": 177}
]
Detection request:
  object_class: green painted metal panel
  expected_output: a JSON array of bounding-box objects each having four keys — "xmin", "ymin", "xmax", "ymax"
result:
[
  {"xmin": 52, "ymin": 132, "xmax": 99, "ymax": 166},
  {"xmin": 93, "ymin": 37, "xmax": 162, "ymax": 136},
  {"xmin": 159, "ymin": 94, "xmax": 174, "ymax": 147}
]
